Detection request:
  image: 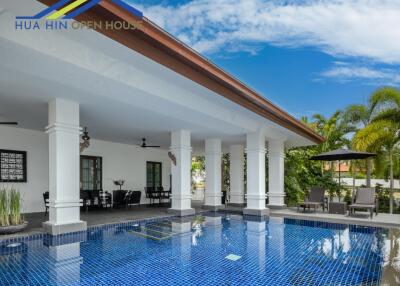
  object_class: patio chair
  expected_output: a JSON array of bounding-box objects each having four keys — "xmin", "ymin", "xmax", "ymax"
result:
[
  {"xmin": 99, "ymin": 191, "xmax": 112, "ymax": 209},
  {"xmin": 157, "ymin": 186, "xmax": 170, "ymax": 205},
  {"xmin": 297, "ymin": 187, "xmax": 326, "ymax": 212},
  {"xmin": 349, "ymin": 188, "xmax": 378, "ymax": 219},
  {"xmin": 126, "ymin": 191, "xmax": 141, "ymax": 207},
  {"xmin": 81, "ymin": 190, "xmax": 101, "ymax": 212},
  {"xmin": 145, "ymin": 187, "xmax": 158, "ymax": 206},
  {"xmin": 43, "ymin": 191, "xmax": 49, "ymax": 216}
]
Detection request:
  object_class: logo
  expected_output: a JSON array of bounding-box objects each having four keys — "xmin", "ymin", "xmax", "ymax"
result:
[{"xmin": 15, "ymin": 0, "xmax": 144, "ymax": 31}]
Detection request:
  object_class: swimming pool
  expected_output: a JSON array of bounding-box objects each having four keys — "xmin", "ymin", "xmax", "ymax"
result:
[{"xmin": 0, "ymin": 214, "xmax": 386, "ymax": 286}]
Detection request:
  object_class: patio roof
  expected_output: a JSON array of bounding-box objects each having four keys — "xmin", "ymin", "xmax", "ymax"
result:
[{"xmin": 35, "ymin": 0, "xmax": 324, "ymax": 145}]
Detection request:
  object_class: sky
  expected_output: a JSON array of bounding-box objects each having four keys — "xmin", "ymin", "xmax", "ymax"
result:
[{"xmin": 126, "ymin": 0, "xmax": 400, "ymax": 119}]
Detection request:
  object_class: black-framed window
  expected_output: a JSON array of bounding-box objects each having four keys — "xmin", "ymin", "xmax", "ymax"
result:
[
  {"xmin": 0, "ymin": 149, "xmax": 27, "ymax": 183},
  {"xmin": 80, "ymin": 156, "xmax": 102, "ymax": 191},
  {"xmin": 146, "ymin": 161, "xmax": 162, "ymax": 188}
]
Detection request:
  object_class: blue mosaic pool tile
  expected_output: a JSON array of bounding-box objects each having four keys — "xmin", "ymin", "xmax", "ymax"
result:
[{"xmin": 0, "ymin": 214, "xmax": 386, "ymax": 286}]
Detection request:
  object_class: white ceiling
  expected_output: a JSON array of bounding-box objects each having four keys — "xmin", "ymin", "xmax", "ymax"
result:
[{"xmin": 0, "ymin": 0, "xmax": 314, "ymax": 152}]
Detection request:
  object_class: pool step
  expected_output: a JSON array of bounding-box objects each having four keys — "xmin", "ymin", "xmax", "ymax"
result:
[
  {"xmin": 151, "ymin": 221, "xmax": 173, "ymax": 228},
  {"xmin": 145, "ymin": 224, "xmax": 176, "ymax": 235},
  {"xmin": 129, "ymin": 222, "xmax": 178, "ymax": 241},
  {"xmin": 129, "ymin": 230, "xmax": 172, "ymax": 241}
]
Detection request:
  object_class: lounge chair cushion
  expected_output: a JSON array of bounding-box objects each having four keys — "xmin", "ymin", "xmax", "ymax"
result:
[
  {"xmin": 307, "ymin": 187, "xmax": 326, "ymax": 203},
  {"xmin": 355, "ymin": 188, "xmax": 375, "ymax": 205},
  {"xmin": 349, "ymin": 203, "xmax": 374, "ymax": 209},
  {"xmin": 303, "ymin": 202, "xmax": 322, "ymax": 206}
]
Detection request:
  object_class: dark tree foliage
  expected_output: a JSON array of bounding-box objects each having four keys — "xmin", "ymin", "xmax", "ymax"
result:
[{"xmin": 283, "ymin": 147, "xmax": 341, "ymax": 206}]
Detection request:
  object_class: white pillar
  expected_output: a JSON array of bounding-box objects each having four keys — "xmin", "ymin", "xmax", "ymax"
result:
[
  {"xmin": 244, "ymin": 132, "xmax": 268, "ymax": 216},
  {"xmin": 268, "ymin": 139, "xmax": 286, "ymax": 208},
  {"xmin": 168, "ymin": 130, "xmax": 195, "ymax": 216},
  {"xmin": 203, "ymin": 138, "xmax": 222, "ymax": 210},
  {"xmin": 229, "ymin": 145, "xmax": 244, "ymax": 205},
  {"xmin": 43, "ymin": 98, "xmax": 86, "ymax": 235}
]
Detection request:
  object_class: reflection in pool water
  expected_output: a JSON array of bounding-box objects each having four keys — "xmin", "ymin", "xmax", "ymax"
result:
[{"xmin": 0, "ymin": 214, "xmax": 395, "ymax": 286}]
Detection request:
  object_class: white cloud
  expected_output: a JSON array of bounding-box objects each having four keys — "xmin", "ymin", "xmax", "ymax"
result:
[
  {"xmin": 133, "ymin": 0, "xmax": 400, "ymax": 64},
  {"xmin": 320, "ymin": 63, "xmax": 400, "ymax": 85}
]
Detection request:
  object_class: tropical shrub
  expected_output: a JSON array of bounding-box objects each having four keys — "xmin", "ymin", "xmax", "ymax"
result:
[
  {"xmin": 9, "ymin": 188, "xmax": 22, "ymax": 225},
  {"xmin": 284, "ymin": 147, "xmax": 340, "ymax": 206},
  {"xmin": 0, "ymin": 188, "xmax": 9, "ymax": 226},
  {"xmin": 344, "ymin": 189, "xmax": 353, "ymax": 205},
  {"xmin": 0, "ymin": 187, "xmax": 24, "ymax": 227},
  {"xmin": 375, "ymin": 183, "xmax": 391, "ymax": 213}
]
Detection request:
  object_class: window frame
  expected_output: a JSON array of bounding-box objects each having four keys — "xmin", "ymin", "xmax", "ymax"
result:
[
  {"xmin": 146, "ymin": 161, "xmax": 162, "ymax": 188},
  {"xmin": 80, "ymin": 155, "xmax": 103, "ymax": 191}
]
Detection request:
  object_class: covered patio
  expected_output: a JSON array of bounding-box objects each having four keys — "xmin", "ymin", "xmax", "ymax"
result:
[{"xmin": 0, "ymin": 0, "xmax": 324, "ymax": 236}]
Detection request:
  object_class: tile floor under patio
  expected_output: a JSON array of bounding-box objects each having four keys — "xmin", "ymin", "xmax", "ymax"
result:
[{"xmin": 0, "ymin": 201, "xmax": 206, "ymax": 240}]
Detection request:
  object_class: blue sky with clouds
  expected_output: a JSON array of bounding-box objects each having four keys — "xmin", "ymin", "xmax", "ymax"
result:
[{"xmin": 126, "ymin": 0, "xmax": 400, "ymax": 118}]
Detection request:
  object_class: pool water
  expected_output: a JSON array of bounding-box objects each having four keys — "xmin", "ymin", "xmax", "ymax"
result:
[{"xmin": 0, "ymin": 214, "xmax": 386, "ymax": 286}]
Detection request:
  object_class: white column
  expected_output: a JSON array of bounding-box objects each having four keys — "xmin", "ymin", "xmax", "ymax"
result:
[
  {"xmin": 268, "ymin": 139, "xmax": 286, "ymax": 208},
  {"xmin": 168, "ymin": 130, "xmax": 195, "ymax": 216},
  {"xmin": 203, "ymin": 138, "xmax": 222, "ymax": 210},
  {"xmin": 229, "ymin": 145, "xmax": 244, "ymax": 205},
  {"xmin": 43, "ymin": 98, "xmax": 86, "ymax": 235},
  {"xmin": 244, "ymin": 132, "xmax": 268, "ymax": 216}
]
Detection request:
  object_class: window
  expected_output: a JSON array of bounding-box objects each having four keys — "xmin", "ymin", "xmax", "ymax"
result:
[
  {"xmin": 146, "ymin": 161, "xmax": 162, "ymax": 188},
  {"xmin": 0, "ymin": 149, "xmax": 27, "ymax": 183},
  {"xmin": 80, "ymin": 156, "xmax": 102, "ymax": 191}
]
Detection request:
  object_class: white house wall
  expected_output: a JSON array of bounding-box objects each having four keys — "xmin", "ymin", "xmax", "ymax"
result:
[
  {"xmin": 0, "ymin": 126, "xmax": 171, "ymax": 213},
  {"xmin": 338, "ymin": 178, "xmax": 400, "ymax": 189},
  {"xmin": 81, "ymin": 139, "xmax": 171, "ymax": 203},
  {"xmin": 0, "ymin": 126, "xmax": 48, "ymax": 214}
]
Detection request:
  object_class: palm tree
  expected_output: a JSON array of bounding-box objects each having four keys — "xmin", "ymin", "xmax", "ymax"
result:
[
  {"xmin": 307, "ymin": 111, "xmax": 355, "ymax": 184},
  {"xmin": 353, "ymin": 120, "xmax": 399, "ymax": 213},
  {"xmin": 343, "ymin": 104, "xmax": 374, "ymax": 127},
  {"xmin": 353, "ymin": 87, "xmax": 400, "ymax": 214},
  {"xmin": 343, "ymin": 103, "xmax": 376, "ymax": 186},
  {"xmin": 370, "ymin": 87, "xmax": 400, "ymax": 123},
  {"xmin": 311, "ymin": 111, "xmax": 355, "ymax": 152}
]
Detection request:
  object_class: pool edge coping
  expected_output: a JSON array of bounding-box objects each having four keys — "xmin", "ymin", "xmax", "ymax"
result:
[
  {"xmin": 269, "ymin": 211, "xmax": 400, "ymax": 229},
  {"xmin": 0, "ymin": 210, "xmax": 213, "ymax": 244}
]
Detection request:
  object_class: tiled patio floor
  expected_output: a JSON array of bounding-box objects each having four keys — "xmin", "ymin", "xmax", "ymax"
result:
[
  {"xmin": 270, "ymin": 207, "xmax": 400, "ymax": 228},
  {"xmin": 0, "ymin": 202, "xmax": 207, "ymax": 240}
]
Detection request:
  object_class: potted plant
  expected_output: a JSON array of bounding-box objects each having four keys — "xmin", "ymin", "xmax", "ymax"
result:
[
  {"xmin": 0, "ymin": 187, "xmax": 28, "ymax": 235},
  {"xmin": 113, "ymin": 179, "xmax": 125, "ymax": 190}
]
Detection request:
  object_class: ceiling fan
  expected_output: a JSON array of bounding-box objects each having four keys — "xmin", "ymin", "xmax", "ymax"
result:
[
  {"xmin": 140, "ymin": 138, "xmax": 160, "ymax": 148},
  {"xmin": 0, "ymin": 122, "xmax": 18, "ymax": 125}
]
